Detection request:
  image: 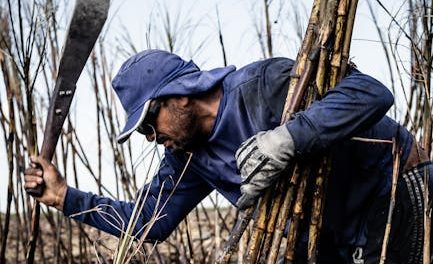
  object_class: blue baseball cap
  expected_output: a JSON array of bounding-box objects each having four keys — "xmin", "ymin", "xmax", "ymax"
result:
[{"xmin": 112, "ymin": 49, "xmax": 236, "ymax": 143}]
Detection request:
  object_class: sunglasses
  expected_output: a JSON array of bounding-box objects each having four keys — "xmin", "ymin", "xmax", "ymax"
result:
[{"xmin": 137, "ymin": 100, "xmax": 161, "ymax": 135}]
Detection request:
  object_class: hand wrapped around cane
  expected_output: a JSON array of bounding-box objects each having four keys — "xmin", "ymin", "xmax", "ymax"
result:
[{"xmin": 235, "ymin": 124, "xmax": 295, "ymax": 209}]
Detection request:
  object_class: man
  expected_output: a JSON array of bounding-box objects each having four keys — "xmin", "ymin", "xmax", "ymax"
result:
[{"xmin": 25, "ymin": 49, "xmax": 431, "ymax": 263}]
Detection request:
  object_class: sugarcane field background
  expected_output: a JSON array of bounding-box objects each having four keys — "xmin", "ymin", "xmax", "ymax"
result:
[{"xmin": 0, "ymin": 0, "xmax": 432, "ymax": 263}]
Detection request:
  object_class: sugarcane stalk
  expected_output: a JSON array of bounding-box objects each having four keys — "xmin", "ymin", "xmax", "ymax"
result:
[
  {"xmin": 281, "ymin": 0, "xmax": 322, "ymax": 122},
  {"xmin": 287, "ymin": 0, "xmax": 339, "ymax": 117},
  {"xmin": 244, "ymin": 191, "xmax": 271, "ymax": 263},
  {"xmin": 238, "ymin": 226, "xmax": 249, "ymax": 264},
  {"xmin": 284, "ymin": 168, "xmax": 310, "ymax": 263},
  {"xmin": 329, "ymin": 0, "xmax": 348, "ymax": 87},
  {"xmin": 315, "ymin": 0, "xmax": 333, "ymax": 96},
  {"xmin": 379, "ymin": 137, "xmax": 401, "ymax": 264},
  {"xmin": 216, "ymin": 207, "xmax": 254, "ymax": 264},
  {"xmin": 258, "ymin": 181, "xmax": 288, "ymax": 263},
  {"xmin": 339, "ymin": 0, "xmax": 359, "ymax": 80},
  {"xmin": 315, "ymin": 0, "xmax": 341, "ymax": 96},
  {"xmin": 286, "ymin": 46, "xmax": 321, "ymax": 117},
  {"xmin": 266, "ymin": 166, "xmax": 302, "ymax": 264},
  {"xmin": 307, "ymin": 158, "xmax": 330, "ymax": 264},
  {"xmin": 315, "ymin": 45, "xmax": 329, "ymax": 96}
]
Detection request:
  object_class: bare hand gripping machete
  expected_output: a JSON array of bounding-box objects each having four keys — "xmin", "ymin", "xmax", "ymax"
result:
[{"xmin": 26, "ymin": 0, "xmax": 110, "ymax": 197}]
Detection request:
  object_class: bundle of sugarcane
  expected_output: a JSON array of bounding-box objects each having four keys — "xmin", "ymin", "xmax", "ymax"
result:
[{"xmin": 217, "ymin": 0, "xmax": 359, "ymax": 263}]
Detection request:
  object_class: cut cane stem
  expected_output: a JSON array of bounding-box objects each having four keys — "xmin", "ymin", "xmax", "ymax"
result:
[
  {"xmin": 379, "ymin": 137, "xmax": 401, "ymax": 264},
  {"xmin": 329, "ymin": 0, "xmax": 348, "ymax": 87},
  {"xmin": 281, "ymin": 0, "xmax": 322, "ymax": 122},
  {"xmin": 307, "ymin": 157, "xmax": 330, "ymax": 263},
  {"xmin": 285, "ymin": 168, "xmax": 310, "ymax": 263},
  {"xmin": 216, "ymin": 207, "xmax": 254, "ymax": 264},
  {"xmin": 339, "ymin": 0, "xmax": 359, "ymax": 80},
  {"xmin": 266, "ymin": 166, "xmax": 302, "ymax": 264},
  {"xmin": 245, "ymin": 191, "xmax": 271, "ymax": 263},
  {"xmin": 258, "ymin": 180, "xmax": 287, "ymax": 263}
]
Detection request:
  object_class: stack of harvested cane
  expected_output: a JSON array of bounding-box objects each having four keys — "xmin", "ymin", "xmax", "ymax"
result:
[{"xmin": 217, "ymin": 0, "xmax": 359, "ymax": 263}]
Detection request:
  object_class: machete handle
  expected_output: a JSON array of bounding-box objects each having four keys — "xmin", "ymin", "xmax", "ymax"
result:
[
  {"xmin": 26, "ymin": 182, "xmax": 45, "ymax": 197},
  {"xmin": 25, "ymin": 78, "xmax": 74, "ymax": 198},
  {"xmin": 25, "ymin": 163, "xmax": 46, "ymax": 197}
]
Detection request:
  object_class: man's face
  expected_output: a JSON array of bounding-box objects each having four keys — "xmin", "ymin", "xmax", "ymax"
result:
[{"xmin": 140, "ymin": 97, "xmax": 206, "ymax": 152}]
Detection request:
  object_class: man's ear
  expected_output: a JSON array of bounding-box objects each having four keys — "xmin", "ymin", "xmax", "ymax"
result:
[
  {"xmin": 177, "ymin": 96, "xmax": 190, "ymax": 107},
  {"xmin": 162, "ymin": 96, "xmax": 190, "ymax": 108}
]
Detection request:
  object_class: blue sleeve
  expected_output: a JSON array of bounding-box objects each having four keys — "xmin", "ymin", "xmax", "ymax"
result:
[
  {"xmin": 286, "ymin": 68, "xmax": 394, "ymax": 157},
  {"xmin": 63, "ymin": 152, "xmax": 213, "ymax": 241}
]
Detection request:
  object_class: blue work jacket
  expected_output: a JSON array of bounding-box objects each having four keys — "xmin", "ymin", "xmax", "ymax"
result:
[{"xmin": 63, "ymin": 57, "xmax": 413, "ymax": 248}]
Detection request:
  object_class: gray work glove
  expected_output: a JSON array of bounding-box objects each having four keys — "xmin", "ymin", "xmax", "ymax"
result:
[{"xmin": 235, "ymin": 124, "xmax": 295, "ymax": 210}]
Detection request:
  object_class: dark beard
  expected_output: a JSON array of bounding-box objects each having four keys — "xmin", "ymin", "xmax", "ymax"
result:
[
  {"xmin": 172, "ymin": 135, "xmax": 206, "ymax": 153},
  {"xmin": 168, "ymin": 104, "xmax": 207, "ymax": 153}
]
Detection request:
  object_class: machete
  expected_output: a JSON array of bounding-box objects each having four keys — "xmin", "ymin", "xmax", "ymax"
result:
[{"xmin": 26, "ymin": 0, "xmax": 110, "ymax": 197}]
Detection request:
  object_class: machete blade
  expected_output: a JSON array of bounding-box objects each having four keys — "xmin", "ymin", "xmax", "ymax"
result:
[{"xmin": 27, "ymin": 0, "xmax": 110, "ymax": 197}]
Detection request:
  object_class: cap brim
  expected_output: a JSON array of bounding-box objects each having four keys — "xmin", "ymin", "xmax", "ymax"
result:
[{"xmin": 117, "ymin": 100, "xmax": 151, "ymax": 144}]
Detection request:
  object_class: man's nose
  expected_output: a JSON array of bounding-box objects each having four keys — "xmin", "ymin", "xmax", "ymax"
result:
[
  {"xmin": 146, "ymin": 134, "xmax": 156, "ymax": 142},
  {"xmin": 163, "ymin": 140, "xmax": 175, "ymax": 149}
]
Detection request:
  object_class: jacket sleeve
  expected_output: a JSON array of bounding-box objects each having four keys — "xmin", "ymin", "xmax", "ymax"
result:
[
  {"xmin": 286, "ymin": 68, "xmax": 394, "ymax": 158},
  {"xmin": 63, "ymin": 151, "xmax": 213, "ymax": 242}
]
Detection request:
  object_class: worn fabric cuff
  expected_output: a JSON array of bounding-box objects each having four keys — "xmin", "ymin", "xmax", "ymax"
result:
[
  {"xmin": 285, "ymin": 113, "xmax": 322, "ymax": 158},
  {"xmin": 63, "ymin": 186, "xmax": 89, "ymax": 217}
]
